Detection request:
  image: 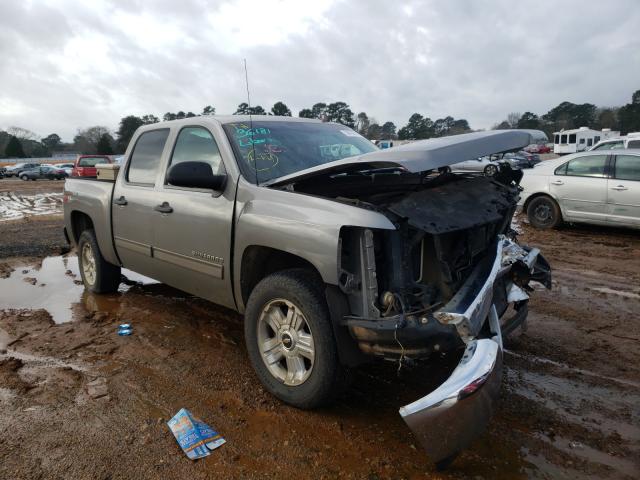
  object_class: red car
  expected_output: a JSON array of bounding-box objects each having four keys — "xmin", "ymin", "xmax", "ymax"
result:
[
  {"xmin": 72, "ymin": 155, "xmax": 112, "ymax": 177},
  {"xmin": 524, "ymin": 143, "xmax": 552, "ymax": 154}
]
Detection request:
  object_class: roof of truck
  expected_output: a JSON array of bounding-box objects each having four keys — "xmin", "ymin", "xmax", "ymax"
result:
[{"xmin": 156, "ymin": 115, "xmax": 322, "ymax": 126}]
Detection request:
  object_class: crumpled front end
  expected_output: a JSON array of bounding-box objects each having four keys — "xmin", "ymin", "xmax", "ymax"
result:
[
  {"xmin": 334, "ymin": 172, "xmax": 551, "ymax": 465},
  {"xmin": 399, "ymin": 237, "xmax": 550, "ymax": 465}
]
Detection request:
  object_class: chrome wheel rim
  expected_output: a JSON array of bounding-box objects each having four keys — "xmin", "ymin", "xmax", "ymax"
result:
[
  {"xmin": 81, "ymin": 243, "xmax": 96, "ymax": 286},
  {"xmin": 257, "ymin": 299, "xmax": 315, "ymax": 386},
  {"xmin": 485, "ymin": 165, "xmax": 497, "ymax": 176}
]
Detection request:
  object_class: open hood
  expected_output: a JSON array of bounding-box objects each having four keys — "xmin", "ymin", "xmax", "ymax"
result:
[{"xmin": 266, "ymin": 129, "xmax": 547, "ymax": 187}]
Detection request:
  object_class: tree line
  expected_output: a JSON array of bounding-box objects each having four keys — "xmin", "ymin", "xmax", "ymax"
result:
[
  {"xmin": 493, "ymin": 89, "xmax": 640, "ymax": 138},
  {"xmin": 2, "ymin": 88, "xmax": 639, "ymax": 158}
]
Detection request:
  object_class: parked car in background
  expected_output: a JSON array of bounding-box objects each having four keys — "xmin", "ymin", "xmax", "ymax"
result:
[
  {"xmin": 72, "ymin": 155, "xmax": 112, "ymax": 177},
  {"xmin": 19, "ymin": 165, "xmax": 67, "ymax": 181},
  {"xmin": 0, "ymin": 166, "xmax": 6, "ymax": 178},
  {"xmin": 590, "ymin": 133, "xmax": 640, "ymax": 151},
  {"xmin": 502, "ymin": 151, "xmax": 540, "ymax": 168},
  {"xmin": 524, "ymin": 143, "xmax": 551, "ymax": 154},
  {"xmin": 4, "ymin": 162, "xmax": 40, "ymax": 177},
  {"xmin": 519, "ymin": 150, "xmax": 640, "ymax": 229},
  {"xmin": 451, "ymin": 156, "xmax": 513, "ymax": 176},
  {"xmin": 58, "ymin": 163, "xmax": 75, "ymax": 176}
]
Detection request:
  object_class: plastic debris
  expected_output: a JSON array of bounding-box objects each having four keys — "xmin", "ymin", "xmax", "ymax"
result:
[
  {"xmin": 167, "ymin": 408, "xmax": 226, "ymax": 460},
  {"xmin": 117, "ymin": 323, "xmax": 132, "ymax": 336}
]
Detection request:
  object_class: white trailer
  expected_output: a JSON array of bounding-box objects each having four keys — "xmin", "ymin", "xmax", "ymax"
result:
[{"xmin": 553, "ymin": 127, "xmax": 620, "ymax": 154}]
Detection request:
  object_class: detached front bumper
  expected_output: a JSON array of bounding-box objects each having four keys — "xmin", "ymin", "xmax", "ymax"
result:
[
  {"xmin": 400, "ymin": 336, "xmax": 502, "ymax": 464},
  {"xmin": 398, "ymin": 237, "xmax": 550, "ymax": 465}
]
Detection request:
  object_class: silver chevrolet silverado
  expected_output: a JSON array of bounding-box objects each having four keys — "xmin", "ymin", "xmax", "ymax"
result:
[{"xmin": 63, "ymin": 116, "xmax": 551, "ymax": 466}]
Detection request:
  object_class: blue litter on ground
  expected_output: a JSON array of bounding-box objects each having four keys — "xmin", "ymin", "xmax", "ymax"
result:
[
  {"xmin": 167, "ymin": 408, "xmax": 226, "ymax": 460},
  {"xmin": 117, "ymin": 324, "xmax": 132, "ymax": 336}
]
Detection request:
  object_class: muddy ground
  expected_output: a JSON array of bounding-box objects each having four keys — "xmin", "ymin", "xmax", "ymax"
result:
[{"xmin": 0, "ymin": 180, "xmax": 638, "ymax": 479}]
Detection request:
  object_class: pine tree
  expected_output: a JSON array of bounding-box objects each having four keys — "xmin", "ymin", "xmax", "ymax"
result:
[{"xmin": 5, "ymin": 136, "xmax": 26, "ymax": 158}]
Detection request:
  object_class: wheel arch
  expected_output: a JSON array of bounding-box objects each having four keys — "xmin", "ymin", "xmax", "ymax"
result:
[
  {"xmin": 239, "ymin": 245, "xmax": 322, "ymax": 308},
  {"xmin": 69, "ymin": 210, "xmax": 95, "ymax": 244}
]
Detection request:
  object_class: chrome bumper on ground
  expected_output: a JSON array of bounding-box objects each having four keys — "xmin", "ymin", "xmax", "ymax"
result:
[
  {"xmin": 399, "ymin": 237, "xmax": 550, "ymax": 465},
  {"xmin": 399, "ymin": 335, "xmax": 503, "ymax": 464}
]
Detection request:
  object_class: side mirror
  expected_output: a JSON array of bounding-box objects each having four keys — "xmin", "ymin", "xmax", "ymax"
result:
[{"xmin": 166, "ymin": 161, "xmax": 226, "ymax": 191}]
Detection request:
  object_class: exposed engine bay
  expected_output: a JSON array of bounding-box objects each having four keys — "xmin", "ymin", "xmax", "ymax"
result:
[{"xmin": 278, "ymin": 164, "xmax": 550, "ymax": 360}]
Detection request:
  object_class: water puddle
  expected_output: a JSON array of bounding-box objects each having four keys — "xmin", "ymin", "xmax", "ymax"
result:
[
  {"xmin": 0, "ymin": 255, "xmax": 156, "ymax": 323},
  {"xmin": 503, "ymin": 363, "xmax": 640, "ymax": 478}
]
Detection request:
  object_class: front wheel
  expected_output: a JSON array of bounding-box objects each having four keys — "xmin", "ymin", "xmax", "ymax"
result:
[
  {"xmin": 20, "ymin": 174, "xmax": 28, "ymax": 181},
  {"xmin": 527, "ymin": 195, "xmax": 562, "ymax": 229},
  {"xmin": 244, "ymin": 269, "xmax": 346, "ymax": 409},
  {"xmin": 77, "ymin": 229, "xmax": 121, "ymax": 293}
]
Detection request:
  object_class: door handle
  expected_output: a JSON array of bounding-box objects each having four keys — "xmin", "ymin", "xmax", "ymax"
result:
[
  {"xmin": 551, "ymin": 180, "xmax": 564, "ymax": 185},
  {"xmin": 154, "ymin": 202, "xmax": 173, "ymax": 214},
  {"xmin": 114, "ymin": 195, "xmax": 127, "ymax": 206},
  {"xmin": 610, "ymin": 185, "xmax": 628, "ymax": 191}
]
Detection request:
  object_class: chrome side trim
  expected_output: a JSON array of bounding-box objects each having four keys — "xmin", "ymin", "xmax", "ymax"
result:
[
  {"xmin": 153, "ymin": 247, "xmax": 224, "ymax": 279},
  {"xmin": 114, "ymin": 236, "xmax": 151, "ymax": 256}
]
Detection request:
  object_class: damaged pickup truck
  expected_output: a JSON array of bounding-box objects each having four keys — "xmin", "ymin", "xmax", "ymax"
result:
[{"xmin": 63, "ymin": 117, "xmax": 551, "ymax": 466}]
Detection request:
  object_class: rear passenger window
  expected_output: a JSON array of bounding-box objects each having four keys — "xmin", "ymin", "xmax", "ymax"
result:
[
  {"xmin": 78, "ymin": 157, "xmax": 105, "ymax": 167},
  {"xmin": 569, "ymin": 134, "xmax": 576, "ymax": 144},
  {"xmin": 168, "ymin": 127, "xmax": 225, "ymax": 177},
  {"xmin": 614, "ymin": 155, "xmax": 640, "ymax": 181},
  {"xmin": 127, "ymin": 129, "xmax": 170, "ymax": 185},
  {"xmin": 565, "ymin": 155, "xmax": 608, "ymax": 178}
]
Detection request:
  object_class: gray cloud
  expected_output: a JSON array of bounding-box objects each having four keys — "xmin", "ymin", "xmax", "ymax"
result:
[{"xmin": 1, "ymin": 0, "xmax": 638, "ymax": 141}]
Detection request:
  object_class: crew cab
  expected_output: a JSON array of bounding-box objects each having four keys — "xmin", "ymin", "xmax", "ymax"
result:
[
  {"xmin": 63, "ymin": 117, "xmax": 551, "ymax": 466},
  {"xmin": 72, "ymin": 155, "xmax": 112, "ymax": 177}
]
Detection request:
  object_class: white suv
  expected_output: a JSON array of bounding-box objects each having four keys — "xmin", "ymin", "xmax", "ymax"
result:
[{"xmin": 590, "ymin": 133, "xmax": 640, "ymax": 151}]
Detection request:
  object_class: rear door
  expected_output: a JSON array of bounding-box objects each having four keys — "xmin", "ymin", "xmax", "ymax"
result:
[
  {"xmin": 150, "ymin": 125, "xmax": 236, "ymax": 308},
  {"xmin": 550, "ymin": 154, "xmax": 609, "ymax": 223},
  {"xmin": 607, "ymin": 153, "xmax": 640, "ymax": 227},
  {"xmin": 112, "ymin": 129, "xmax": 170, "ymax": 278}
]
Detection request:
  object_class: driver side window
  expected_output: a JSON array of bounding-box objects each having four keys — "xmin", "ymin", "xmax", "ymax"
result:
[{"xmin": 169, "ymin": 127, "xmax": 225, "ymax": 176}]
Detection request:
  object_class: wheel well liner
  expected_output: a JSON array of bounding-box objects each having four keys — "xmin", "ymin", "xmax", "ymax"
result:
[
  {"xmin": 240, "ymin": 246, "xmax": 321, "ymax": 306},
  {"xmin": 70, "ymin": 211, "xmax": 94, "ymax": 244}
]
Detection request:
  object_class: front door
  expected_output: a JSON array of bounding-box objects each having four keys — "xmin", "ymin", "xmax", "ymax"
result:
[
  {"xmin": 607, "ymin": 154, "xmax": 640, "ymax": 227},
  {"xmin": 550, "ymin": 154, "xmax": 609, "ymax": 223},
  {"xmin": 151, "ymin": 126, "xmax": 236, "ymax": 308},
  {"xmin": 112, "ymin": 128, "xmax": 171, "ymax": 279}
]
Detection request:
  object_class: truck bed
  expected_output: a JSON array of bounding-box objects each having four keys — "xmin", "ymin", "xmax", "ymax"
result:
[{"xmin": 63, "ymin": 177, "xmax": 119, "ymax": 266}]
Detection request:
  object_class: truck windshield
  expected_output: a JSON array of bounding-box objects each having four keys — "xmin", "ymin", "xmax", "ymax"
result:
[{"xmin": 222, "ymin": 121, "xmax": 378, "ymax": 183}]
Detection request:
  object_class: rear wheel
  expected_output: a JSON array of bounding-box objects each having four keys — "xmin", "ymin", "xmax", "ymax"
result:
[
  {"xmin": 527, "ymin": 195, "xmax": 562, "ymax": 229},
  {"xmin": 484, "ymin": 164, "xmax": 498, "ymax": 176},
  {"xmin": 77, "ymin": 229, "xmax": 121, "ymax": 293},
  {"xmin": 244, "ymin": 269, "xmax": 346, "ymax": 409}
]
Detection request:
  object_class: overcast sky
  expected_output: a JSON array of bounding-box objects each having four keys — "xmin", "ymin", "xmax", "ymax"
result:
[{"xmin": 1, "ymin": 0, "xmax": 639, "ymax": 141}]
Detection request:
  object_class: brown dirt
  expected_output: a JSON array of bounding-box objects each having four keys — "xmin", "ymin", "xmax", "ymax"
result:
[
  {"xmin": 0, "ymin": 179, "xmax": 68, "ymax": 259},
  {"xmin": 0, "ymin": 214, "xmax": 639, "ymax": 479},
  {"xmin": 0, "ymin": 177, "xmax": 65, "ymax": 196}
]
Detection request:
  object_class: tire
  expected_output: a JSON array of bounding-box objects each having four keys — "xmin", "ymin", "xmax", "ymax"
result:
[
  {"xmin": 244, "ymin": 268, "xmax": 346, "ymax": 409},
  {"xmin": 484, "ymin": 164, "xmax": 498, "ymax": 176},
  {"xmin": 77, "ymin": 229, "xmax": 121, "ymax": 293},
  {"xmin": 20, "ymin": 174, "xmax": 28, "ymax": 181},
  {"xmin": 527, "ymin": 195, "xmax": 562, "ymax": 229}
]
